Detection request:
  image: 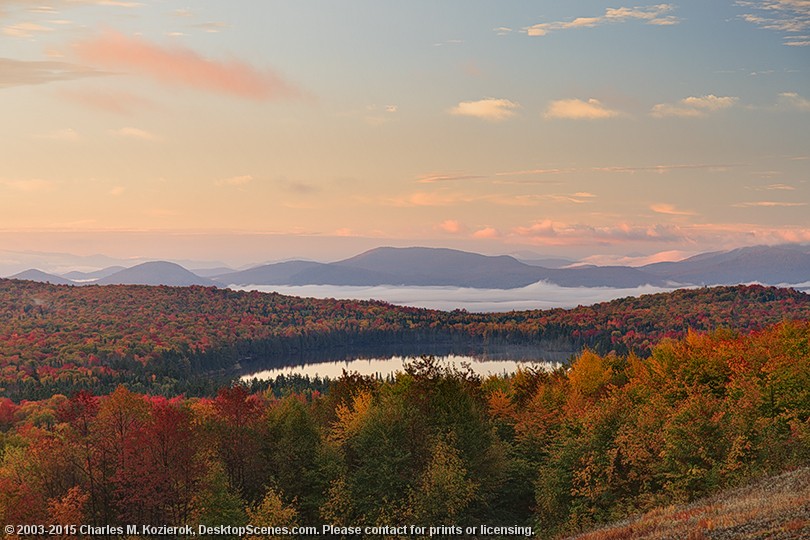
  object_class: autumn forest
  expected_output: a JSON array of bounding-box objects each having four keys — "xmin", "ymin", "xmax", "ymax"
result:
[{"xmin": 0, "ymin": 280, "xmax": 808, "ymax": 538}]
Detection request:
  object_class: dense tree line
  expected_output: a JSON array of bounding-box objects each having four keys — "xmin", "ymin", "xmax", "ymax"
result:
[
  {"xmin": 1, "ymin": 279, "xmax": 807, "ymax": 401},
  {"xmin": 0, "ymin": 321, "xmax": 808, "ymax": 538}
]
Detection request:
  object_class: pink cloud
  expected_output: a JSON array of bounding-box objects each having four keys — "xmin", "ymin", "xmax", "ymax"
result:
[
  {"xmin": 391, "ymin": 191, "xmax": 475, "ymax": 207},
  {"xmin": 511, "ymin": 221, "xmax": 684, "ymax": 246},
  {"xmin": 438, "ymin": 219, "xmax": 464, "ymax": 234},
  {"xmin": 472, "ymin": 227, "xmax": 500, "ymax": 239},
  {"xmin": 579, "ymin": 250, "xmax": 697, "ymax": 267},
  {"xmin": 687, "ymin": 223, "xmax": 810, "ymax": 246},
  {"xmin": 650, "ymin": 203, "xmax": 696, "ymax": 216},
  {"xmin": 416, "ymin": 172, "xmax": 484, "ymax": 184},
  {"xmin": 732, "ymin": 201, "xmax": 807, "ymax": 208},
  {"xmin": 73, "ymin": 30, "xmax": 301, "ymax": 100},
  {"xmin": 506, "ymin": 219, "xmax": 810, "ymax": 250}
]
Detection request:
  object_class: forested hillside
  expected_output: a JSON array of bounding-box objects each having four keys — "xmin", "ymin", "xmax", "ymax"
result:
[
  {"xmin": 0, "ymin": 322, "xmax": 808, "ymax": 538},
  {"xmin": 1, "ymin": 279, "xmax": 808, "ymax": 400}
]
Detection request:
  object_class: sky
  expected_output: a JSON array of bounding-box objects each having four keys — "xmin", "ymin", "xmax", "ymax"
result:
[{"xmin": 1, "ymin": 0, "xmax": 809, "ymax": 267}]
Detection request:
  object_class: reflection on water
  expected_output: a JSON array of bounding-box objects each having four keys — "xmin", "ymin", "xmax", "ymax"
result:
[{"xmin": 241, "ymin": 354, "xmax": 561, "ymax": 382}]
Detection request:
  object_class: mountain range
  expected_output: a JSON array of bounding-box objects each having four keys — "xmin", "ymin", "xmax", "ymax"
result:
[{"xmin": 6, "ymin": 244, "xmax": 810, "ymax": 290}]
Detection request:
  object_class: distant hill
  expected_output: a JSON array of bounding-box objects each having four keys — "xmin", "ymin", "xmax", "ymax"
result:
[
  {"xmin": 190, "ymin": 266, "xmax": 237, "ymax": 278},
  {"xmin": 215, "ymin": 260, "xmax": 326, "ymax": 285},
  {"xmin": 643, "ymin": 244, "xmax": 810, "ymax": 285},
  {"xmin": 216, "ymin": 244, "xmax": 810, "ymax": 289},
  {"xmin": 62, "ymin": 266, "xmax": 126, "ymax": 281},
  {"xmin": 9, "ymin": 269, "xmax": 75, "ymax": 285},
  {"xmin": 545, "ymin": 265, "xmax": 673, "ymax": 288},
  {"xmin": 510, "ymin": 250, "xmax": 576, "ymax": 268},
  {"xmin": 514, "ymin": 256, "xmax": 575, "ymax": 269},
  {"xmin": 333, "ymin": 247, "xmax": 544, "ymax": 287},
  {"xmin": 215, "ymin": 247, "xmax": 668, "ymax": 289},
  {"xmin": 96, "ymin": 261, "xmax": 215, "ymax": 287},
  {"xmin": 17, "ymin": 243, "xmax": 810, "ymax": 291}
]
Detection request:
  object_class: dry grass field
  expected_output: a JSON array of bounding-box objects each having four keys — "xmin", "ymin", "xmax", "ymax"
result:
[{"xmin": 566, "ymin": 467, "xmax": 810, "ymax": 540}]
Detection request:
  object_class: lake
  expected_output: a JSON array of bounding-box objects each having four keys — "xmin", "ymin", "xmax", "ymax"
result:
[{"xmin": 240, "ymin": 353, "xmax": 563, "ymax": 382}]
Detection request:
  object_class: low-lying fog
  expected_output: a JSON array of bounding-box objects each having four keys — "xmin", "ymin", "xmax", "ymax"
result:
[{"xmin": 229, "ymin": 281, "xmax": 684, "ymax": 312}]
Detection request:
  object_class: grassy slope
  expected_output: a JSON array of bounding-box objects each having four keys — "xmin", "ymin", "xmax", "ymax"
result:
[{"xmin": 566, "ymin": 467, "xmax": 810, "ymax": 540}]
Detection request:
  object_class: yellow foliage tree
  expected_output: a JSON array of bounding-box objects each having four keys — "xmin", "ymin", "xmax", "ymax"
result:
[
  {"xmin": 568, "ymin": 350, "xmax": 614, "ymax": 398},
  {"xmin": 245, "ymin": 487, "xmax": 298, "ymax": 540}
]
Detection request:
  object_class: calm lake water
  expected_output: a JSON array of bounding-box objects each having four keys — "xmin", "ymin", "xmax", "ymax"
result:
[{"xmin": 240, "ymin": 354, "xmax": 560, "ymax": 381}]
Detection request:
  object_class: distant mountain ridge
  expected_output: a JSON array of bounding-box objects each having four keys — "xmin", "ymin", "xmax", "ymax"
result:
[
  {"xmin": 97, "ymin": 261, "xmax": 214, "ymax": 287},
  {"xmin": 214, "ymin": 244, "xmax": 810, "ymax": 289},
  {"xmin": 63, "ymin": 266, "xmax": 126, "ymax": 281},
  {"xmin": 215, "ymin": 247, "xmax": 672, "ymax": 289},
  {"xmin": 4, "ymin": 244, "xmax": 809, "ymax": 290},
  {"xmin": 641, "ymin": 244, "xmax": 810, "ymax": 285},
  {"xmin": 10, "ymin": 269, "xmax": 75, "ymax": 286}
]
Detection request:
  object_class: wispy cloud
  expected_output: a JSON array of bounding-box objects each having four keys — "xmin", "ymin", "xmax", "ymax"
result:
[
  {"xmin": 0, "ymin": 58, "xmax": 101, "ymax": 88},
  {"xmin": 91, "ymin": 1, "xmax": 142, "ymax": 6},
  {"xmin": 593, "ymin": 163, "xmax": 735, "ymax": 174},
  {"xmin": 416, "ymin": 172, "xmax": 485, "ymax": 184},
  {"xmin": 512, "ymin": 220, "xmax": 684, "ymax": 246},
  {"xmin": 747, "ymin": 182, "xmax": 797, "ymax": 191},
  {"xmin": 737, "ymin": 0, "xmax": 810, "ymax": 45},
  {"xmin": 542, "ymin": 193, "xmax": 597, "ymax": 204},
  {"xmin": 449, "ymin": 98, "xmax": 519, "ymax": 121},
  {"xmin": 525, "ymin": 4, "xmax": 679, "ymax": 37},
  {"xmin": 110, "ymin": 127, "xmax": 161, "ymax": 141},
  {"xmin": 73, "ymin": 30, "xmax": 302, "ymax": 100},
  {"xmin": 3, "ymin": 21, "xmax": 52, "ymax": 38},
  {"xmin": 362, "ymin": 104, "xmax": 399, "ymax": 126},
  {"xmin": 493, "ymin": 163, "xmax": 733, "ymax": 181},
  {"xmin": 650, "ymin": 203, "xmax": 696, "ymax": 216},
  {"xmin": 777, "ymin": 92, "xmax": 810, "ymax": 111},
  {"xmin": 25, "ymin": 5, "xmax": 58, "ymax": 14},
  {"xmin": 398, "ymin": 191, "xmax": 475, "ymax": 207},
  {"xmin": 0, "ymin": 0, "xmax": 141, "ymax": 18},
  {"xmin": 545, "ymin": 98, "xmax": 620, "ymax": 120},
  {"xmin": 495, "ymin": 168, "xmax": 571, "ymax": 177},
  {"xmin": 511, "ymin": 221, "xmax": 810, "ymax": 249},
  {"xmin": 192, "ymin": 22, "xmax": 230, "ymax": 33},
  {"xmin": 733, "ymin": 201, "xmax": 807, "ymax": 207},
  {"xmin": 651, "ymin": 94, "xmax": 739, "ymax": 118}
]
